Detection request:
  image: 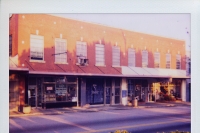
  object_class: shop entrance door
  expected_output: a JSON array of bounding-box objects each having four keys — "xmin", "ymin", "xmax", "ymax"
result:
[
  {"xmin": 135, "ymin": 85, "xmax": 141, "ymax": 100},
  {"xmin": 28, "ymin": 85, "xmax": 36, "ymax": 107},
  {"xmin": 115, "ymin": 88, "xmax": 120, "ymax": 104},
  {"xmin": 106, "ymin": 87, "xmax": 111, "ymax": 104}
]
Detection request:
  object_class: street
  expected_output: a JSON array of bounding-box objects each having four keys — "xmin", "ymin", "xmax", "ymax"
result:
[{"xmin": 9, "ymin": 106, "xmax": 191, "ymax": 133}]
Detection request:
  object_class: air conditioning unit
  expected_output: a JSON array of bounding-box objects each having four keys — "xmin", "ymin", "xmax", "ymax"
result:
[{"xmin": 77, "ymin": 57, "xmax": 88, "ymax": 66}]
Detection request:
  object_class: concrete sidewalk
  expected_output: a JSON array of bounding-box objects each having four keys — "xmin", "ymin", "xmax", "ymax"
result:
[{"xmin": 9, "ymin": 101, "xmax": 190, "ymax": 118}]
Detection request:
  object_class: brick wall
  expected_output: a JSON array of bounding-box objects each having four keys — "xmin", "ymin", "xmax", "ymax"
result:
[{"xmin": 12, "ymin": 14, "xmax": 186, "ymax": 74}]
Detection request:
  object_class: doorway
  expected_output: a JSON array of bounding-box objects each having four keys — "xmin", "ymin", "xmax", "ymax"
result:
[
  {"xmin": 106, "ymin": 87, "xmax": 111, "ymax": 104},
  {"xmin": 28, "ymin": 85, "xmax": 36, "ymax": 107}
]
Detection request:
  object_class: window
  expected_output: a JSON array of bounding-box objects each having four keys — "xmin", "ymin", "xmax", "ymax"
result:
[
  {"xmin": 176, "ymin": 54, "xmax": 181, "ymax": 69},
  {"xmin": 9, "ymin": 35, "xmax": 12, "ymax": 56},
  {"xmin": 154, "ymin": 52, "xmax": 160, "ymax": 68},
  {"xmin": 95, "ymin": 44, "xmax": 105, "ymax": 65},
  {"xmin": 142, "ymin": 50, "xmax": 148, "ymax": 67},
  {"xmin": 76, "ymin": 41, "xmax": 87, "ymax": 64},
  {"xmin": 112, "ymin": 46, "xmax": 120, "ymax": 66},
  {"xmin": 166, "ymin": 54, "xmax": 171, "ymax": 69},
  {"xmin": 128, "ymin": 48, "xmax": 135, "ymax": 67},
  {"xmin": 55, "ymin": 38, "xmax": 67, "ymax": 63},
  {"xmin": 30, "ymin": 35, "xmax": 44, "ymax": 60}
]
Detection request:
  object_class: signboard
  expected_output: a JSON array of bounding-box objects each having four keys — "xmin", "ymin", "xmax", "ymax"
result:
[
  {"xmin": 56, "ymin": 84, "xmax": 67, "ymax": 96},
  {"xmin": 47, "ymin": 87, "xmax": 53, "ymax": 90},
  {"xmin": 122, "ymin": 90, "xmax": 127, "ymax": 98}
]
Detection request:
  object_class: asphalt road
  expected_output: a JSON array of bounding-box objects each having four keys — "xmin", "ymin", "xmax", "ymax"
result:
[{"xmin": 9, "ymin": 106, "xmax": 191, "ymax": 133}]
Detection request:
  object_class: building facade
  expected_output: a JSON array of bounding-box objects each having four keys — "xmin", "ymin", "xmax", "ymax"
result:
[{"xmin": 9, "ymin": 14, "xmax": 190, "ymax": 111}]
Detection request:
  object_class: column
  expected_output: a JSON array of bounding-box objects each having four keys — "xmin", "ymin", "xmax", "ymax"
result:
[
  {"xmin": 181, "ymin": 79, "xmax": 186, "ymax": 101},
  {"xmin": 111, "ymin": 79, "xmax": 115, "ymax": 105},
  {"xmin": 80, "ymin": 78, "xmax": 86, "ymax": 106},
  {"xmin": 121, "ymin": 78, "xmax": 128, "ymax": 106}
]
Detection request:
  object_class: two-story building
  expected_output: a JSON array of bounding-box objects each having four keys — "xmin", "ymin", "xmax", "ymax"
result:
[{"xmin": 9, "ymin": 14, "xmax": 190, "ymax": 112}]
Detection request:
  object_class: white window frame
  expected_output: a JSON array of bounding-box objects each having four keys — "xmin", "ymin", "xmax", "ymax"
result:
[
  {"xmin": 154, "ymin": 52, "xmax": 160, "ymax": 68},
  {"xmin": 142, "ymin": 50, "xmax": 148, "ymax": 67},
  {"xmin": 76, "ymin": 41, "xmax": 87, "ymax": 64},
  {"xmin": 55, "ymin": 38, "xmax": 67, "ymax": 64},
  {"xmin": 30, "ymin": 34, "xmax": 44, "ymax": 62},
  {"xmin": 176, "ymin": 54, "xmax": 181, "ymax": 69},
  {"xmin": 128, "ymin": 48, "xmax": 135, "ymax": 67},
  {"xmin": 95, "ymin": 44, "xmax": 105, "ymax": 66},
  {"xmin": 112, "ymin": 46, "xmax": 120, "ymax": 67},
  {"xmin": 166, "ymin": 54, "xmax": 171, "ymax": 69}
]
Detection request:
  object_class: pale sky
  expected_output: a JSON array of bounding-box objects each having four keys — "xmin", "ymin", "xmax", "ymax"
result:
[{"xmin": 52, "ymin": 14, "xmax": 191, "ymax": 52}]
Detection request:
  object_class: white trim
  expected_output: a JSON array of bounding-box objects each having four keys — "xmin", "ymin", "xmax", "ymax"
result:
[
  {"xmin": 112, "ymin": 65, "xmax": 121, "ymax": 68},
  {"xmin": 29, "ymin": 60, "xmax": 46, "ymax": 63},
  {"xmin": 95, "ymin": 64, "xmax": 106, "ymax": 67},
  {"xmin": 54, "ymin": 62, "xmax": 68, "ymax": 65}
]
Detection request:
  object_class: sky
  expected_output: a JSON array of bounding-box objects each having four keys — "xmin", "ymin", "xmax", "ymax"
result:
[{"xmin": 51, "ymin": 13, "xmax": 191, "ymax": 52}]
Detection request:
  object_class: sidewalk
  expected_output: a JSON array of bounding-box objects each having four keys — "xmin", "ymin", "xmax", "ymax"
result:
[{"xmin": 9, "ymin": 101, "xmax": 190, "ymax": 118}]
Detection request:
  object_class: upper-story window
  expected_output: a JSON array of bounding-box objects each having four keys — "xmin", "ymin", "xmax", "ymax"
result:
[
  {"xmin": 95, "ymin": 44, "xmax": 105, "ymax": 66},
  {"xmin": 76, "ymin": 41, "xmax": 87, "ymax": 64},
  {"xmin": 112, "ymin": 46, "xmax": 120, "ymax": 66},
  {"xmin": 128, "ymin": 48, "xmax": 135, "ymax": 67},
  {"xmin": 176, "ymin": 54, "xmax": 181, "ymax": 69},
  {"xmin": 142, "ymin": 50, "xmax": 148, "ymax": 67},
  {"xmin": 30, "ymin": 35, "xmax": 44, "ymax": 61},
  {"xmin": 154, "ymin": 52, "xmax": 160, "ymax": 68},
  {"xmin": 166, "ymin": 54, "xmax": 171, "ymax": 69},
  {"xmin": 55, "ymin": 38, "xmax": 67, "ymax": 63},
  {"xmin": 9, "ymin": 35, "xmax": 12, "ymax": 56}
]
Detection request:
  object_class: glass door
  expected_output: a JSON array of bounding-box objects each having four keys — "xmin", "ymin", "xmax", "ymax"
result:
[
  {"xmin": 115, "ymin": 88, "xmax": 120, "ymax": 104},
  {"xmin": 106, "ymin": 87, "xmax": 111, "ymax": 104},
  {"xmin": 28, "ymin": 85, "xmax": 36, "ymax": 107}
]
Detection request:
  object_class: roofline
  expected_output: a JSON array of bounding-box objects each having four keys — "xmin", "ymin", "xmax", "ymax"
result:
[{"xmin": 48, "ymin": 14, "xmax": 185, "ymax": 42}]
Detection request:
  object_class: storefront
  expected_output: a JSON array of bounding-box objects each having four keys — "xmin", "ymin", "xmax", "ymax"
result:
[
  {"xmin": 127, "ymin": 78, "xmax": 184, "ymax": 103},
  {"xmin": 27, "ymin": 75, "xmax": 78, "ymax": 108},
  {"xmin": 83, "ymin": 77, "xmax": 121, "ymax": 106}
]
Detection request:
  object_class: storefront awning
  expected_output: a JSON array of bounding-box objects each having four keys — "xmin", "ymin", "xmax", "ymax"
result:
[{"xmin": 121, "ymin": 66, "xmax": 190, "ymax": 79}]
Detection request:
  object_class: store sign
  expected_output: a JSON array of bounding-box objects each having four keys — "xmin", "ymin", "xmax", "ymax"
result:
[
  {"xmin": 56, "ymin": 84, "xmax": 67, "ymax": 95},
  {"xmin": 47, "ymin": 87, "xmax": 53, "ymax": 90}
]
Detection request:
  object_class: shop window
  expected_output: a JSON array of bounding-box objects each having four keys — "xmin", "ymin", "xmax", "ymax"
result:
[
  {"xmin": 154, "ymin": 52, "xmax": 160, "ymax": 68},
  {"xmin": 112, "ymin": 46, "xmax": 120, "ymax": 66},
  {"xmin": 29, "ymin": 77, "xmax": 37, "ymax": 85},
  {"xmin": 128, "ymin": 48, "xmax": 135, "ymax": 67},
  {"xmin": 106, "ymin": 78, "xmax": 112, "ymax": 87},
  {"xmin": 76, "ymin": 41, "xmax": 87, "ymax": 64},
  {"xmin": 142, "ymin": 50, "xmax": 148, "ymax": 67},
  {"xmin": 55, "ymin": 38, "xmax": 67, "ymax": 63},
  {"xmin": 44, "ymin": 77, "xmax": 55, "ymax": 82},
  {"xmin": 166, "ymin": 53, "xmax": 171, "ymax": 69},
  {"xmin": 44, "ymin": 84, "xmax": 56, "ymax": 102},
  {"xmin": 115, "ymin": 78, "xmax": 121, "ymax": 86},
  {"xmin": 95, "ymin": 44, "xmax": 105, "ymax": 66},
  {"xmin": 9, "ymin": 35, "xmax": 12, "ymax": 56},
  {"xmin": 176, "ymin": 54, "xmax": 181, "ymax": 69},
  {"xmin": 67, "ymin": 77, "xmax": 77, "ymax": 82},
  {"xmin": 30, "ymin": 35, "xmax": 44, "ymax": 61}
]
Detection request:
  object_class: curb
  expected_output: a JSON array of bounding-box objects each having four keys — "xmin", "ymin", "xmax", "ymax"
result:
[{"xmin": 9, "ymin": 104, "xmax": 190, "ymax": 118}]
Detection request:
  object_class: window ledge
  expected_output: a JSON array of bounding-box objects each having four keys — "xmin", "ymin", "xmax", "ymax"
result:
[
  {"xmin": 112, "ymin": 65, "xmax": 121, "ymax": 68},
  {"xmin": 54, "ymin": 62, "xmax": 68, "ymax": 65},
  {"xmin": 76, "ymin": 63, "xmax": 88, "ymax": 66},
  {"xmin": 95, "ymin": 64, "xmax": 106, "ymax": 67},
  {"xmin": 30, "ymin": 60, "xmax": 46, "ymax": 63}
]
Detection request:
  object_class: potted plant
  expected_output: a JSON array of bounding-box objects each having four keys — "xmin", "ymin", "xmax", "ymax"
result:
[{"xmin": 23, "ymin": 104, "xmax": 31, "ymax": 114}]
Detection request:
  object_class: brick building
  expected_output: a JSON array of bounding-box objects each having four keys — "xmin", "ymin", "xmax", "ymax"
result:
[{"xmin": 9, "ymin": 14, "xmax": 190, "ymax": 111}]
